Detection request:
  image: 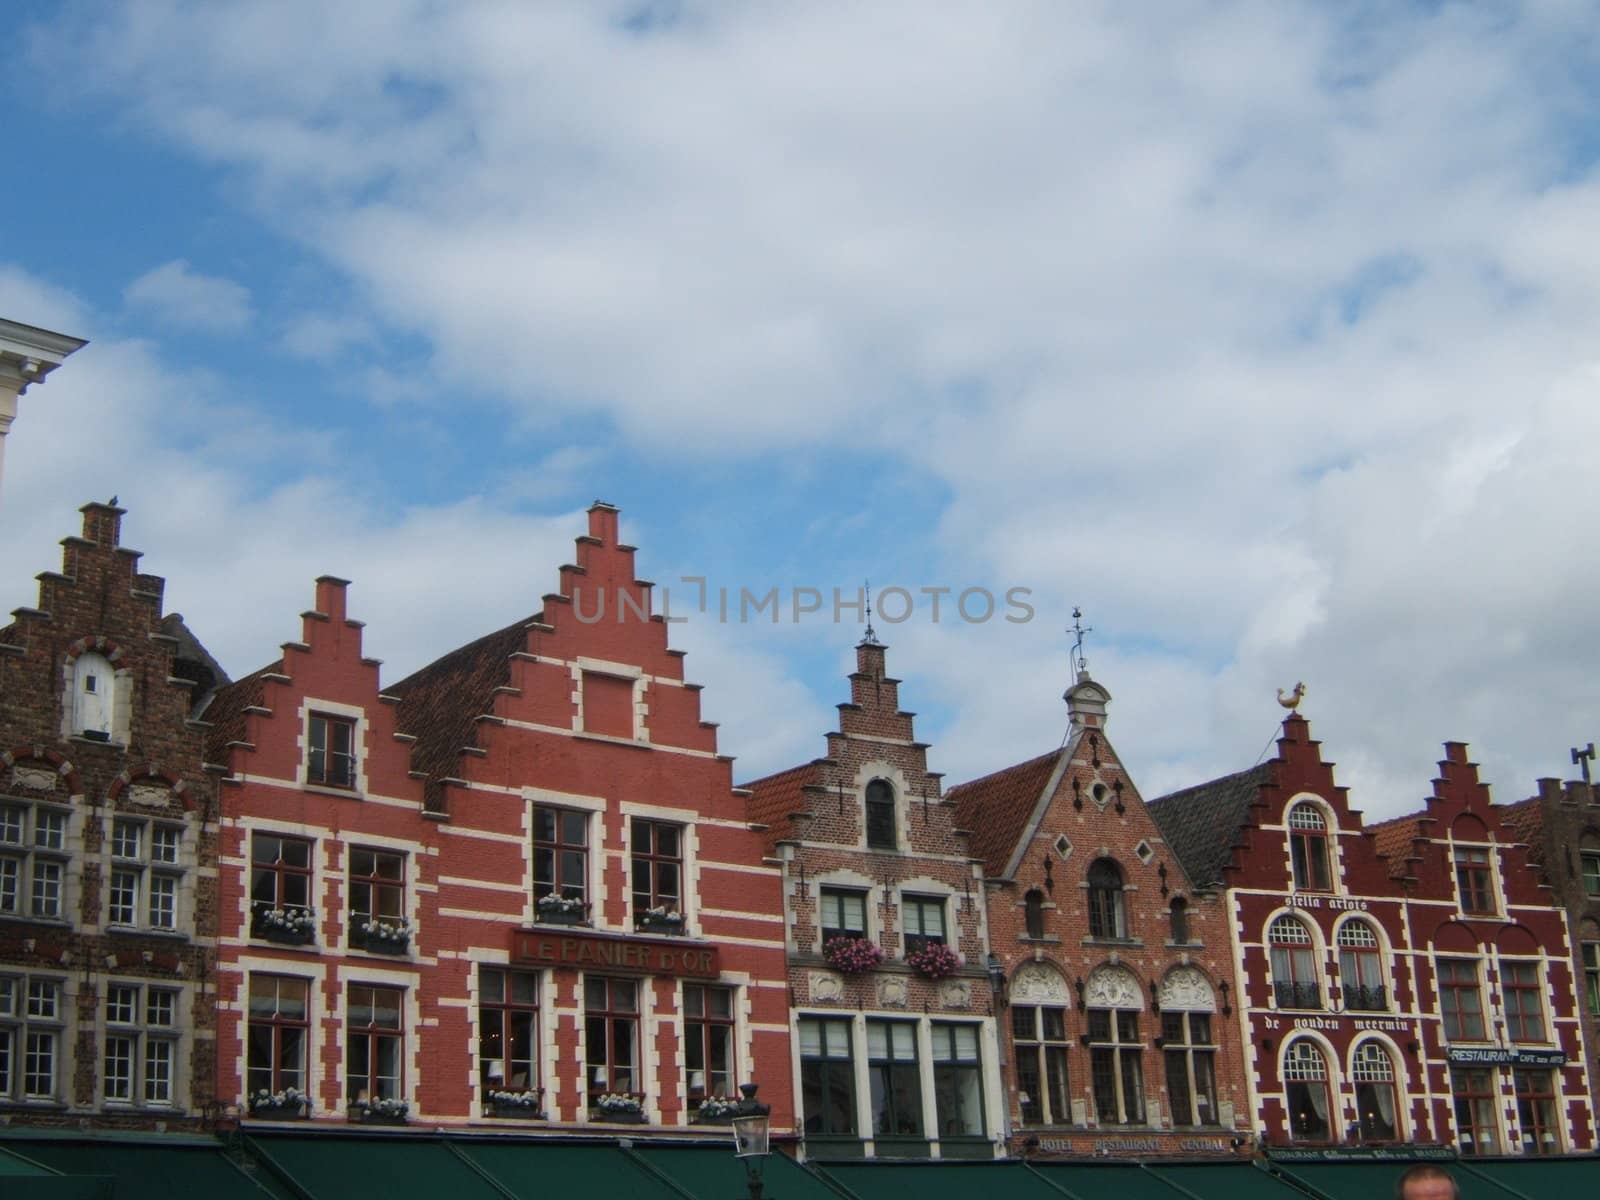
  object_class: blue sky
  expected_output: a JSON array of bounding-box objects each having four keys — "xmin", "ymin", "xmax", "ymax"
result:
[{"xmin": 4, "ymin": 1, "xmax": 1600, "ymax": 815}]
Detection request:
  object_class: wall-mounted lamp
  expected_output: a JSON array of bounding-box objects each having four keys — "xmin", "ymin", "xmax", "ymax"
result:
[
  {"xmin": 1218, "ymin": 980, "xmax": 1232, "ymax": 1017},
  {"xmin": 986, "ymin": 954, "xmax": 1007, "ymax": 1002},
  {"xmin": 1074, "ymin": 976, "xmax": 1086, "ymax": 1012}
]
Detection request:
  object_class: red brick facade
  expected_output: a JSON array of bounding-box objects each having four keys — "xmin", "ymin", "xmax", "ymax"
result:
[
  {"xmin": 0, "ymin": 503, "xmax": 219, "ymax": 1127},
  {"xmin": 745, "ymin": 638, "xmax": 1005, "ymax": 1160},
  {"xmin": 951, "ymin": 671, "xmax": 1249, "ymax": 1158},
  {"xmin": 1153, "ymin": 715, "xmax": 1595, "ymax": 1156},
  {"xmin": 210, "ymin": 503, "xmax": 793, "ymax": 1134}
]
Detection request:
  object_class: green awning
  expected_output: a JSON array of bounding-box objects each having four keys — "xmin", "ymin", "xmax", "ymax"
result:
[
  {"xmin": 0, "ymin": 1146, "xmax": 57, "ymax": 1175},
  {"xmin": 1272, "ymin": 1160, "xmax": 1537, "ymax": 1199},
  {"xmin": 1146, "ymin": 1160, "xmax": 1313, "ymax": 1199},
  {"xmin": 634, "ymin": 1144, "xmax": 853, "ymax": 1200},
  {"xmin": 1, "ymin": 1135, "xmax": 274, "ymax": 1200},
  {"xmin": 1025, "ymin": 1162, "xmax": 1190, "ymax": 1198},
  {"xmin": 1461, "ymin": 1158, "xmax": 1600, "ymax": 1198},
  {"xmin": 247, "ymin": 1133, "xmax": 517, "ymax": 1200},
  {"xmin": 452, "ymin": 1140, "xmax": 688, "ymax": 1200},
  {"xmin": 822, "ymin": 1160, "xmax": 1075, "ymax": 1200}
]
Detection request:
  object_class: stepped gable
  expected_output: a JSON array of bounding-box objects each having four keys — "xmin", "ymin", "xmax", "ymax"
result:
[
  {"xmin": 1498, "ymin": 795, "xmax": 1545, "ymax": 865},
  {"xmin": 1146, "ymin": 762, "xmax": 1270, "ymax": 888},
  {"xmin": 1367, "ymin": 812, "xmax": 1429, "ymax": 880},
  {"xmin": 200, "ymin": 661, "xmax": 279, "ymax": 764},
  {"xmin": 947, "ymin": 747, "xmax": 1064, "ymax": 880},
  {"xmin": 385, "ymin": 616, "xmax": 531, "ymax": 813}
]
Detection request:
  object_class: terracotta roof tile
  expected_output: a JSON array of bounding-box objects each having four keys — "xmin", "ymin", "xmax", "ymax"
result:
[
  {"xmin": 1367, "ymin": 814, "xmax": 1425, "ymax": 879},
  {"xmin": 1147, "ymin": 763, "xmax": 1271, "ymax": 888},
  {"xmin": 386, "ymin": 615, "xmax": 534, "ymax": 812},
  {"xmin": 948, "ymin": 748, "xmax": 1064, "ymax": 879},
  {"xmin": 1498, "ymin": 796, "xmax": 1545, "ymax": 864},
  {"xmin": 742, "ymin": 761, "xmax": 822, "ymax": 853}
]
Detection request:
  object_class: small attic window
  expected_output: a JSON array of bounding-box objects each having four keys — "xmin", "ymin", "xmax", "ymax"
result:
[
  {"xmin": 1134, "ymin": 840, "xmax": 1155, "ymax": 866},
  {"xmin": 1055, "ymin": 835, "xmax": 1073, "ymax": 861}
]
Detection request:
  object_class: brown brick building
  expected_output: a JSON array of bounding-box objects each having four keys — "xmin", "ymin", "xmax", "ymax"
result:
[
  {"xmin": 0, "ymin": 502, "xmax": 224, "ymax": 1127},
  {"xmin": 1502, "ymin": 765, "xmax": 1600, "ymax": 1124},
  {"xmin": 745, "ymin": 636, "xmax": 1005, "ymax": 1160},
  {"xmin": 950, "ymin": 669, "xmax": 1249, "ymax": 1158}
]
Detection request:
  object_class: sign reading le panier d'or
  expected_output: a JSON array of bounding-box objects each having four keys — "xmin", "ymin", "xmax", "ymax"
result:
[{"xmin": 511, "ymin": 929, "xmax": 720, "ymax": 978}]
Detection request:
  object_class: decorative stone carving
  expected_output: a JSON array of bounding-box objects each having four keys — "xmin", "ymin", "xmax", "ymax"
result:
[
  {"xmin": 876, "ymin": 975, "xmax": 909, "ymax": 1008},
  {"xmin": 938, "ymin": 979, "xmax": 972, "ymax": 1009},
  {"xmin": 1158, "ymin": 966, "xmax": 1216, "ymax": 1012},
  {"xmin": 1011, "ymin": 962, "xmax": 1069, "ymax": 1004},
  {"xmin": 10, "ymin": 766, "xmax": 57, "ymax": 793},
  {"xmin": 808, "ymin": 971, "xmax": 844, "ymax": 1003},
  {"xmin": 129, "ymin": 783, "xmax": 172, "ymax": 808},
  {"xmin": 1084, "ymin": 964, "xmax": 1143, "ymax": 1010}
]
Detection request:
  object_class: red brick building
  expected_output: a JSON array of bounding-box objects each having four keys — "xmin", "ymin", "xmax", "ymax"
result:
[
  {"xmin": 745, "ymin": 636, "xmax": 1004, "ymax": 1160},
  {"xmin": 1370, "ymin": 744, "xmax": 1595, "ymax": 1157},
  {"xmin": 950, "ymin": 669, "xmax": 1249, "ymax": 1157},
  {"xmin": 1150, "ymin": 714, "xmax": 1596, "ymax": 1156},
  {"xmin": 208, "ymin": 503, "xmax": 794, "ymax": 1134},
  {"xmin": 0, "ymin": 503, "xmax": 223, "ymax": 1126}
]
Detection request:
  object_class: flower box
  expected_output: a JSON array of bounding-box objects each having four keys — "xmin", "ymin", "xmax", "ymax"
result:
[
  {"xmin": 590, "ymin": 1092, "xmax": 646, "ymax": 1123},
  {"xmin": 352, "ymin": 919, "xmax": 412, "ymax": 955},
  {"xmin": 906, "ymin": 942, "xmax": 961, "ymax": 980},
  {"xmin": 485, "ymin": 1089, "xmax": 545, "ymax": 1119},
  {"xmin": 590, "ymin": 1108, "xmax": 647, "ymax": 1124},
  {"xmin": 251, "ymin": 903, "xmax": 317, "ymax": 946},
  {"xmin": 636, "ymin": 910, "xmax": 685, "ymax": 936},
  {"xmin": 824, "ymin": 936, "xmax": 885, "ymax": 975},
  {"xmin": 535, "ymin": 894, "xmax": 589, "ymax": 926},
  {"xmin": 249, "ymin": 1087, "xmax": 310, "ymax": 1119},
  {"xmin": 349, "ymin": 1099, "xmax": 410, "ymax": 1125},
  {"xmin": 692, "ymin": 1097, "xmax": 740, "ymax": 1124}
]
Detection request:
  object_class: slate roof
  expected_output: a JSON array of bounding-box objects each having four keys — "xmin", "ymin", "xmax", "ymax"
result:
[
  {"xmin": 1146, "ymin": 763, "xmax": 1272, "ymax": 888},
  {"xmin": 947, "ymin": 748, "xmax": 1065, "ymax": 880},
  {"xmin": 200, "ymin": 661, "xmax": 280, "ymax": 766},
  {"xmin": 385, "ymin": 615, "xmax": 534, "ymax": 810},
  {"xmin": 742, "ymin": 761, "xmax": 822, "ymax": 852}
]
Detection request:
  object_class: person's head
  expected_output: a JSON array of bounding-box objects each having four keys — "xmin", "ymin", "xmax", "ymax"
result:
[{"xmin": 1395, "ymin": 1164, "xmax": 1459, "ymax": 1200}]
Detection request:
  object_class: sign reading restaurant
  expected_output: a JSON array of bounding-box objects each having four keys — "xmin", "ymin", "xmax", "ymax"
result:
[
  {"xmin": 1444, "ymin": 1045, "xmax": 1567, "ymax": 1067},
  {"xmin": 511, "ymin": 929, "xmax": 721, "ymax": 978}
]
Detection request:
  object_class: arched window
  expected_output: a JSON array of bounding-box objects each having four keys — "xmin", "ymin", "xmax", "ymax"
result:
[
  {"xmin": 1288, "ymin": 803, "xmax": 1332, "ymax": 891},
  {"xmin": 1085, "ymin": 966, "xmax": 1144, "ymax": 1125},
  {"xmin": 1284, "ymin": 1040, "xmax": 1332, "ymax": 1142},
  {"xmin": 1352, "ymin": 1041, "xmax": 1399, "ymax": 1142},
  {"xmin": 1168, "ymin": 898, "xmax": 1190, "ymax": 945},
  {"xmin": 1269, "ymin": 915, "xmax": 1322, "ymax": 1010},
  {"xmin": 71, "ymin": 651, "xmax": 115, "ymax": 740},
  {"xmin": 1337, "ymin": 921, "xmax": 1387, "ymax": 1011},
  {"xmin": 865, "ymin": 780, "xmax": 896, "ymax": 850},
  {"xmin": 1087, "ymin": 859, "xmax": 1126, "ymax": 940},
  {"xmin": 1024, "ymin": 889, "xmax": 1045, "ymax": 940}
]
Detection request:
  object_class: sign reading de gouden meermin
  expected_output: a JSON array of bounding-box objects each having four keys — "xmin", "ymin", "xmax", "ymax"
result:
[{"xmin": 511, "ymin": 930, "xmax": 721, "ymax": 978}]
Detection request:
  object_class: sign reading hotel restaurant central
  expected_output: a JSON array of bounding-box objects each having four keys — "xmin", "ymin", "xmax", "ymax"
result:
[{"xmin": 511, "ymin": 928, "xmax": 721, "ymax": 978}]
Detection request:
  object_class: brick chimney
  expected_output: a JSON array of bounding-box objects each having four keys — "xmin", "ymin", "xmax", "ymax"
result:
[{"xmin": 80, "ymin": 500, "xmax": 124, "ymax": 548}]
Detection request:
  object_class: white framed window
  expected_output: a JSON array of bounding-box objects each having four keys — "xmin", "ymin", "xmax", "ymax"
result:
[
  {"xmin": 0, "ymin": 800, "xmax": 70, "ymax": 920},
  {"xmin": 107, "ymin": 816, "xmax": 184, "ymax": 931},
  {"xmin": 70, "ymin": 652, "xmax": 118, "ymax": 741},
  {"xmin": 1351, "ymin": 1041, "xmax": 1400, "ymax": 1142},
  {"xmin": 103, "ymin": 982, "xmax": 181, "ymax": 1106},
  {"xmin": 1284, "ymin": 1039, "xmax": 1333, "ymax": 1143},
  {"xmin": 0, "ymin": 974, "xmax": 65, "ymax": 1102}
]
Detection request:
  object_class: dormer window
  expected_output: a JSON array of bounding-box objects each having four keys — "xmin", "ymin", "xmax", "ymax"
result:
[
  {"xmin": 865, "ymin": 780, "xmax": 896, "ymax": 850},
  {"xmin": 72, "ymin": 652, "xmax": 116, "ymax": 741},
  {"xmin": 1288, "ymin": 803, "xmax": 1332, "ymax": 891},
  {"xmin": 308, "ymin": 713, "xmax": 357, "ymax": 790}
]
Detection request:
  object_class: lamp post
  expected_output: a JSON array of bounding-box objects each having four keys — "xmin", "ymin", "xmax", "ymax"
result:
[{"xmin": 730, "ymin": 1082, "xmax": 772, "ymax": 1200}]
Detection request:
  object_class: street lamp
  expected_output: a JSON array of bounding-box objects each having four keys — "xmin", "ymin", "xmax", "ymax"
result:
[{"xmin": 730, "ymin": 1082, "xmax": 772, "ymax": 1200}]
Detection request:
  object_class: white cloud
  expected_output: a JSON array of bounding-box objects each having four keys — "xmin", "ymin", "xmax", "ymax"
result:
[
  {"xmin": 124, "ymin": 259, "xmax": 254, "ymax": 333},
  {"xmin": 14, "ymin": 1, "xmax": 1600, "ymax": 816}
]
